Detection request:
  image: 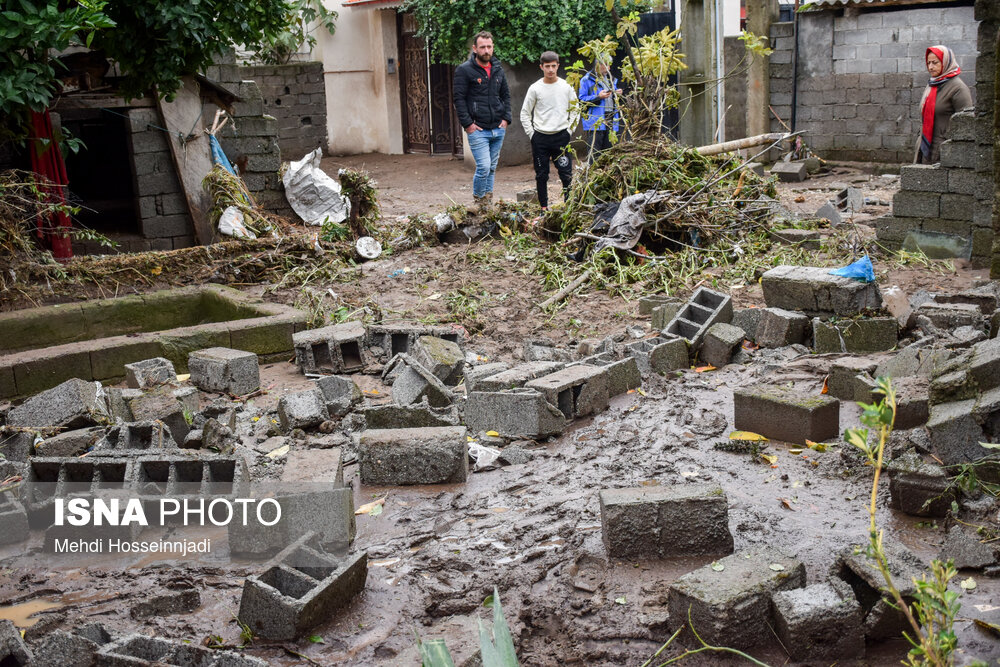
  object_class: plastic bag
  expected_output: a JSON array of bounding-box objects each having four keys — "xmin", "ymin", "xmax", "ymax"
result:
[
  {"xmin": 829, "ymin": 255, "xmax": 874, "ymax": 283},
  {"xmin": 209, "ymin": 135, "xmax": 236, "ymax": 175},
  {"xmin": 281, "ymin": 147, "xmax": 350, "ymax": 226},
  {"xmin": 218, "ymin": 206, "xmax": 256, "ymax": 239}
]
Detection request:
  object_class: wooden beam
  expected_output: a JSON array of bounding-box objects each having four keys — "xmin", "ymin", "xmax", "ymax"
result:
[{"xmin": 157, "ymin": 76, "xmax": 215, "ymax": 246}]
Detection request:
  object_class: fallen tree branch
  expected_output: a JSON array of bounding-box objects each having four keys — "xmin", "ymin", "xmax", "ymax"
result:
[
  {"xmin": 537, "ymin": 269, "xmax": 593, "ymax": 310},
  {"xmin": 695, "ymin": 132, "xmax": 788, "ymax": 156}
]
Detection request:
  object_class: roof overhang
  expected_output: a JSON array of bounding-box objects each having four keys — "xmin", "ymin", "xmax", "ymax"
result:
[{"xmin": 343, "ymin": 0, "xmax": 402, "ymax": 8}]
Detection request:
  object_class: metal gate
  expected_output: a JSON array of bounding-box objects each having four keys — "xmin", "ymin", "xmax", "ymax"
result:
[{"xmin": 398, "ymin": 13, "xmax": 462, "ymax": 155}]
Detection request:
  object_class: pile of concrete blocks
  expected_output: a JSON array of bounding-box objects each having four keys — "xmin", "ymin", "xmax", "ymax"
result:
[
  {"xmin": 188, "ymin": 347, "xmax": 260, "ymax": 396},
  {"xmin": 239, "ymin": 532, "xmax": 367, "ymax": 640},
  {"xmin": 96, "ymin": 634, "xmax": 267, "ymax": 666},
  {"xmin": 600, "ymin": 484, "xmax": 734, "ymax": 559},
  {"xmin": 667, "ymin": 547, "xmax": 806, "ymax": 648},
  {"xmin": 357, "ymin": 426, "xmax": 468, "ymax": 485},
  {"xmin": 366, "ymin": 323, "xmax": 463, "ymax": 367},
  {"xmin": 733, "ymin": 385, "xmax": 839, "ymax": 445}
]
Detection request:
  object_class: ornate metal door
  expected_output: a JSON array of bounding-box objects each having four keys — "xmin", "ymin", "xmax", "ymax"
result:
[{"xmin": 398, "ymin": 13, "xmax": 462, "ymax": 156}]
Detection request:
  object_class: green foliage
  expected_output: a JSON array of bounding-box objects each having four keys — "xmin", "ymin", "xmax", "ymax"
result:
[
  {"xmin": 904, "ymin": 560, "xmax": 960, "ymax": 667},
  {"xmin": 250, "ymin": 0, "xmax": 337, "ymax": 65},
  {"xmin": 417, "ymin": 587, "xmax": 518, "ymax": 667},
  {"xmin": 320, "ymin": 220, "xmax": 349, "ymax": 242},
  {"xmin": 402, "ymin": 0, "xmax": 651, "ymax": 65}
]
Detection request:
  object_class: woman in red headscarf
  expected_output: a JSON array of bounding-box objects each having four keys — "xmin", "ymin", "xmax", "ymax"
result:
[{"xmin": 916, "ymin": 45, "xmax": 972, "ymax": 164}]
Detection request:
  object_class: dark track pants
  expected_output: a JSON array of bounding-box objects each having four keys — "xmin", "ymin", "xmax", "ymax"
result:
[{"xmin": 531, "ymin": 129, "xmax": 572, "ymax": 208}]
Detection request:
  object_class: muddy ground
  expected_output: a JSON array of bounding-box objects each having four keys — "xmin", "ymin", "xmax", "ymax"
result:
[{"xmin": 2, "ymin": 155, "xmax": 999, "ymax": 666}]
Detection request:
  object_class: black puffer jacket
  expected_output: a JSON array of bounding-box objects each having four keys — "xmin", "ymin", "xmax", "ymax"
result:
[{"xmin": 452, "ymin": 54, "xmax": 512, "ymax": 130}]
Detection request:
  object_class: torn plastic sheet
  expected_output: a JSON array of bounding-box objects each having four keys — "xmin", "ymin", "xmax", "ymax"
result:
[
  {"xmin": 468, "ymin": 441, "xmax": 501, "ymax": 471},
  {"xmin": 218, "ymin": 206, "xmax": 256, "ymax": 239},
  {"xmin": 282, "ymin": 147, "xmax": 350, "ymax": 226},
  {"xmin": 592, "ymin": 190, "xmax": 672, "ymax": 252}
]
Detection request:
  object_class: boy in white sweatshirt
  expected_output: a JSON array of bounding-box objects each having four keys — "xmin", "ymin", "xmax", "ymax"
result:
[{"xmin": 520, "ymin": 51, "xmax": 578, "ymax": 210}]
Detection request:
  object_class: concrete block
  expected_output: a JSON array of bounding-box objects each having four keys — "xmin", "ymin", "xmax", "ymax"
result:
[
  {"xmin": 894, "ymin": 377, "xmax": 931, "ymax": 429},
  {"xmin": 926, "ymin": 399, "xmax": 986, "ymax": 466},
  {"xmin": 366, "ymin": 324, "xmax": 462, "ymax": 364},
  {"xmin": 7, "ymin": 378, "xmax": 106, "ymax": 429},
  {"xmin": 474, "ymin": 361, "xmax": 565, "ymax": 392},
  {"xmin": 948, "ymin": 110, "xmax": 976, "ymax": 141},
  {"xmin": 893, "ymin": 190, "xmax": 941, "ymax": 218},
  {"xmin": 229, "ymin": 487, "xmax": 355, "ymax": 556},
  {"xmin": 278, "ymin": 389, "xmax": 328, "ymax": 431},
  {"xmin": 769, "ymin": 228, "xmax": 821, "ymax": 248},
  {"xmin": 0, "ymin": 492, "xmax": 29, "ymax": 546},
  {"xmin": 663, "ymin": 287, "xmax": 733, "ymax": 348},
  {"xmin": 876, "ymin": 346, "xmax": 952, "ymax": 380},
  {"xmin": 772, "ymin": 580, "xmax": 864, "ymax": 662},
  {"xmin": 627, "ymin": 337, "xmax": 689, "ymax": 374},
  {"xmin": 938, "ymin": 525, "xmax": 998, "ymax": 570},
  {"xmin": 411, "ymin": 335, "xmax": 465, "ymax": 385},
  {"xmin": 315, "ymin": 374, "xmax": 361, "ymax": 417},
  {"xmin": 462, "ymin": 362, "xmax": 510, "ymax": 392},
  {"xmin": 812, "ymin": 317, "xmax": 897, "ymax": 353},
  {"xmin": 574, "ymin": 353, "xmax": 641, "ymax": 396},
  {"xmin": 293, "ymin": 321, "xmax": 367, "ymax": 374},
  {"xmin": 755, "ymin": 307, "xmax": 809, "ymax": 349},
  {"xmin": 650, "ymin": 301, "xmax": 682, "ymax": 331},
  {"xmin": 827, "ymin": 358, "xmax": 879, "ymax": 401},
  {"xmin": 94, "ymin": 421, "xmax": 177, "ymax": 455},
  {"xmin": 0, "ymin": 620, "xmax": 31, "ymax": 666},
  {"xmin": 761, "ymin": 265, "xmax": 883, "ymax": 316},
  {"xmin": 899, "ymin": 164, "xmax": 948, "ymax": 192},
  {"xmin": 770, "ymin": 161, "xmax": 808, "ymax": 182},
  {"xmin": 949, "ymin": 168, "xmax": 977, "ymax": 195},
  {"xmin": 357, "ymin": 426, "xmax": 468, "ymax": 485},
  {"xmin": 30, "ymin": 630, "xmax": 99, "ymax": 667},
  {"xmin": 915, "ymin": 301, "xmax": 982, "ymax": 329},
  {"xmin": 734, "ymin": 385, "xmax": 840, "ymax": 444},
  {"xmin": 940, "ymin": 193, "xmax": 975, "ymax": 221},
  {"xmin": 886, "ymin": 450, "xmax": 955, "ymax": 517},
  {"xmin": 96, "ymin": 633, "xmax": 266, "ymax": 666},
  {"xmin": 668, "ymin": 548, "xmax": 806, "ymax": 649},
  {"xmin": 124, "ymin": 357, "xmax": 177, "ymax": 389},
  {"xmin": 834, "ymin": 542, "xmax": 925, "ymax": 639},
  {"xmin": 523, "ymin": 338, "xmax": 573, "ymax": 362},
  {"xmin": 34, "ymin": 426, "xmax": 106, "ymax": 457},
  {"xmin": 188, "ymin": 347, "xmax": 260, "ymax": 396},
  {"xmin": 525, "ymin": 364, "xmax": 610, "ymax": 419},
  {"xmin": 700, "ymin": 323, "xmax": 745, "ymax": 367},
  {"xmin": 464, "ymin": 389, "xmax": 565, "ymax": 439},
  {"xmin": 600, "ymin": 484, "xmax": 733, "ymax": 559},
  {"xmin": 639, "ymin": 294, "xmax": 679, "ymax": 316},
  {"xmin": 127, "ymin": 386, "xmax": 189, "ymax": 443},
  {"xmin": 732, "ymin": 308, "xmax": 763, "ymax": 342},
  {"xmin": 391, "ymin": 355, "xmax": 453, "ymax": 408},
  {"xmin": 940, "ymin": 140, "xmax": 978, "ymax": 170},
  {"xmin": 238, "ymin": 534, "xmax": 367, "ymax": 641}
]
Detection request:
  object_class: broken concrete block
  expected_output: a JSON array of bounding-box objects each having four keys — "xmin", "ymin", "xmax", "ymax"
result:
[
  {"xmin": 733, "ymin": 385, "xmax": 839, "ymax": 444},
  {"xmin": 358, "ymin": 426, "xmax": 468, "ymax": 485},
  {"xmin": 95, "ymin": 421, "xmax": 177, "ymax": 455},
  {"xmin": 926, "ymin": 399, "xmax": 987, "ymax": 467},
  {"xmin": 465, "ymin": 389, "xmax": 565, "ymax": 439},
  {"xmin": 7, "ymin": 378, "xmax": 106, "ymax": 429},
  {"xmin": 104, "ymin": 387, "xmax": 134, "ymax": 423},
  {"xmin": 834, "ymin": 542, "xmax": 925, "ymax": 640},
  {"xmin": 366, "ymin": 324, "xmax": 462, "ymax": 364},
  {"xmin": 876, "ymin": 345, "xmax": 951, "ymax": 380},
  {"xmin": 462, "ymin": 362, "xmax": 510, "ymax": 392},
  {"xmin": 362, "ymin": 402, "xmax": 459, "ymax": 429},
  {"xmin": 293, "ymin": 321, "xmax": 367, "ymax": 374},
  {"xmin": 173, "ymin": 385, "xmax": 199, "ymax": 415},
  {"xmin": 755, "ymin": 307, "xmax": 809, "ymax": 349},
  {"xmin": 525, "ymin": 364, "xmax": 610, "ymax": 419},
  {"xmin": 772, "ymin": 580, "xmax": 864, "ymax": 662},
  {"xmin": 523, "ymin": 338, "xmax": 573, "ymax": 362},
  {"xmin": 127, "ymin": 386, "xmax": 189, "ymax": 443},
  {"xmin": 770, "ymin": 161, "xmax": 808, "ymax": 182},
  {"xmin": 411, "ymin": 335, "xmax": 465, "ymax": 385},
  {"xmin": 662, "ymin": 287, "xmax": 733, "ymax": 349},
  {"xmin": 0, "ymin": 620, "xmax": 31, "ymax": 666},
  {"xmin": 278, "ymin": 389, "xmax": 329, "ymax": 431},
  {"xmin": 576, "ymin": 338, "xmax": 614, "ymax": 358},
  {"xmin": 130, "ymin": 589, "xmax": 200, "ymax": 619},
  {"xmin": 229, "ymin": 487, "xmax": 355, "ymax": 557},
  {"xmin": 315, "ymin": 375, "xmax": 361, "ymax": 417},
  {"xmin": 815, "ymin": 201, "xmax": 841, "ymax": 225},
  {"xmin": 968, "ymin": 336, "xmax": 1000, "ymax": 393},
  {"xmin": 915, "ymin": 301, "xmax": 983, "ymax": 329},
  {"xmin": 96, "ymin": 634, "xmax": 266, "ymax": 666},
  {"xmin": 626, "ymin": 337, "xmax": 688, "ymax": 375},
  {"xmin": 887, "ymin": 450, "xmax": 955, "ymax": 517},
  {"xmin": 124, "ymin": 357, "xmax": 176, "ymax": 389},
  {"xmin": 0, "ymin": 492, "xmax": 29, "ymax": 546},
  {"xmin": 0, "ymin": 432, "xmax": 32, "ymax": 462},
  {"xmin": 188, "ymin": 347, "xmax": 260, "ymax": 396},
  {"xmin": 732, "ymin": 308, "xmax": 763, "ymax": 343},
  {"xmin": 771, "ymin": 228, "xmax": 822, "ymax": 248},
  {"xmin": 239, "ymin": 534, "xmax": 367, "ymax": 641},
  {"xmin": 600, "ymin": 484, "xmax": 733, "ymax": 559},
  {"xmin": 391, "ymin": 355, "xmax": 453, "ymax": 408},
  {"xmin": 700, "ymin": 323, "xmax": 745, "ymax": 367},
  {"xmin": 474, "ymin": 361, "xmax": 565, "ymax": 392},
  {"xmin": 30, "ymin": 630, "xmax": 99, "ymax": 667},
  {"xmin": 813, "ymin": 317, "xmax": 898, "ymax": 353},
  {"xmin": 575, "ymin": 353, "xmax": 641, "ymax": 396},
  {"xmin": 827, "ymin": 359, "xmax": 879, "ymax": 401},
  {"xmin": 835, "ymin": 186, "xmax": 864, "ymax": 214},
  {"xmin": 639, "ymin": 294, "xmax": 677, "ymax": 316},
  {"xmin": 650, "ymin": 301, "xmax": 683, "ymax": 331},
  {"xmin": 34, "ymin": 426, "xmax": 106, "ymax": 457},
  {"xmin": 894, "ymin": 377, "xmax": 930, "ymax": 429},
  {"xmin": 938, "ymin": 526, "xmax": 997, "ymax": 570},
  {"xmin": 761, "ymin": 265, "xmax": 883, "ymax": 316},
  {"xmin": 668, "ymin": 548, "xmax": 806, "ymax": 649}
]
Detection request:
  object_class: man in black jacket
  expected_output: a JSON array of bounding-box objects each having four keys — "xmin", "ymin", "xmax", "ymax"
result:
[{"xmin": 453, "ymin": 31, "xmax": 512, "ymax": 210}]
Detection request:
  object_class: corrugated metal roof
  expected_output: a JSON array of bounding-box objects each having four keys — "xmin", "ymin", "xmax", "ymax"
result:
[{"xmin": 809, "ymin": 0, "xmax": 963, "ymax": 6}]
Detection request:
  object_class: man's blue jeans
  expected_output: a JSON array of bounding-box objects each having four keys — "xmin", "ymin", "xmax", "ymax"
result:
[{"xmin": 467, "ymin": 127, "xmax": 505, "ymax": 197}]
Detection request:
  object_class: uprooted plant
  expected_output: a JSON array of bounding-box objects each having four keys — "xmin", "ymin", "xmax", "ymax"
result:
[{"xmin": 417, "ymin": 587, "xmax": 518, "ymax": 666}]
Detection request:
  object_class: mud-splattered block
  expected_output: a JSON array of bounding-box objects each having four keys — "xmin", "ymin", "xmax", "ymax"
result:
[
  {"xmin": 525, "ymin": 364, "xmax": 610, "ymax": 419},
  {"xmin": 667, "ymin": 548, "xmax": 805, "ymax": 649},
  {"xmin": 188, "ymin": 347, "xmax": 259, "ymax": 396},
  {"xmin": 358, "ymin": 426, "xmax": 468, "ymax": 485},
  {"xmin": 761, "ymin": 265, "xmax": 883, "ymax": 316},
  {"xmin": 600, "ymin": 484, "xmax": 733, "ymax": 559},
  {"xmin": 886, "ymin": 450, "xmax": 955, "ymax": 517},
  {"xmin": 733, "ymin": 385, "xmax": 839, "ymax": 444},
  {"xmin": 772, "ymin": 580, "xmax": 864, "ymax": 661},
  {"xmin": 464, "ymin": 389, "xmax": 565, "ymax": 438}
]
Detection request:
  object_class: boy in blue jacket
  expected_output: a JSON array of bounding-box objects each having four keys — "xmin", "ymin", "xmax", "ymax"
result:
[{"xmin": 578, "ymin": 58, "xmax": 622, "ymax": 163}]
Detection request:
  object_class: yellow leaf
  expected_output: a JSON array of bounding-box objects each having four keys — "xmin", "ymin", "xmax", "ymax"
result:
[
  {"xmin": 485, "ymin": 430, "xmax": 500, "ymax": 437},
  {"xmin": 788, "ymin": 448, "xmax": 803, "ymax": 455},
  {"xmin": 355, "ymin": 496, "xmax": 386, "ymax": 516},
  {"xmin": 636, "ymin": 388, "xmax": 647, "ymax": 397},
  {"xmin": 150, "ymin": 266, "xmax": 162, "ymax": 276},
  {"xmin": 730, "ymin": 431, "xmax": 768, "ymax": 441},
  {"xmin": 760, "ymin": 454, "xmax": 778, "ymax": 465},
  {"xmin": 694, "ymin": 365, "xmax": 717, "ymax": 373},
  {"xmin": 176, "ymin": 373, "xmax": 190, "ymax": 382},
  {"xmin": 806, "ymin": 440, "xmax": 828, "ymax": 452}
]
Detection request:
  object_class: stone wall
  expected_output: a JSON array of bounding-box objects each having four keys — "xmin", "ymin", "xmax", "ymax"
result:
[
  {"xmin": 723, "ymin": 35, "xmax": 748, "ymax": 142},
  {"xmin": 769, "ymin": 4, "xmax": 978, "ymax": 163},
  {"xmin": 236, "ymin": 62, "xmax": 328, "ymax": 162},
  {"xmin": 875, "ymin": 0, "xmax": 995, "ymax": 269}
]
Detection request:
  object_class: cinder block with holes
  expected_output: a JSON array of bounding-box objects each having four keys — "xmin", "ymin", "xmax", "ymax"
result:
[
  {"xmin": 89, "ymin": 421, "xmax": 178, "ymax": 456},
  {"xmin": 525, "ymin": 364, "xmax": 610, "ymax": 419},
  {"xmin": 293, "ymin": 321, "xmax": 368, "ymax": 374},
  {"xmin": 366, "ymin": 324, "xmax": 463, "ymax": 365},
  {"xmin": 662, "ymin": 287, "xmax": 733, "ymax": 350},
  {"xmin": 96, "ymin": 634, "xmax": 267, "ymax": 666},
  {"xmin": 238, "ymin": 532, "xmax": 368, "ymax": 640}
]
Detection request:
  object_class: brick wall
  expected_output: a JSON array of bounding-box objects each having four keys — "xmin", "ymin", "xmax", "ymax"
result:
[
  {"xmin": 769, "ymin": 4, "xmax": 978, "ymax": 163},
  {"xmin": 875, "ymin": 0, "xmax": 995, "ymax": 269},
  {"xmin": 232, "ymin": 62, "xmax": 327, "ymax": 162}
]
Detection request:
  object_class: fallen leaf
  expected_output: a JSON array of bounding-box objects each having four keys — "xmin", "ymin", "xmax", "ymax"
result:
[
  {"xmin": 637, "ymin": 388, "xmax": 647, "ymax": 397},
  {"xmin": 769, "ymin": 563, "xmax": 785, "ymax": 571},
  {"xmin": 308, "ymin": 635, "xmax": 325, "ymax": 644},
  {"xmin": 615, "ymin": 596, "xmax": 627, "ymax": 605},
  {"xmin": 821, "ymin": 376, "xmax": 829, "ymax": 394},
  {"xmin": 711, "ymin": 561, "xmax": 725, "ymax": 572},
  {"xmin": 979, "ymin": 442, "xmax": 1000, "ymax": 450},
  {"xmin": 265, "ymin": 444, "xmax": 289, "ymax": 459},
  {"xmin": 355, "ymin": 496, "xmax": 386, "ymax": 516},
  {"xmin": 794, "ymin": 195, "xmax": 805, "ymax": 203},
  {"xmin": 150, "ymin": 266, "xmax": 162, "ymax": 276},
  {"xmin": 427, "ymin": 293, "xmax": 442, "ymax": 300},
  {"xmin": 362, "ymin": 389, "xmax": 380, "ymax": 395},
  {"xmin": 779, "ymin": 498, "xmax": 795, "ymax": 510},
  {"xmin": 485, "ymin": 430, "xmax": 500, "ymax": 437},
  {"xmin": 730, "ymin": 431, "xmax": 768, "ymax": 441},
  {"xmin": 176, "ymin": 373, "xmax": 190, "ymax": 382},
  {"xmin": 694, "ymin": 365, "xmax": 717, "ymax": 373},
  {"xmin": 961, "ymin": 577, "xmax": 977, "ymax": 591},
  {"xmin": 974, "ymin": 618, "xmax": 1000, "ymax": 636},
  {"xmin": 789, "ymin": 448, "xmax": 803, "ymax": 455},
  {"xmin": 760, "ymin": 454, "xmax": 778, "ymax": 465},
  {"xmin": 805, "ymin": 440, "xmax": 828, "ymax": 452}
]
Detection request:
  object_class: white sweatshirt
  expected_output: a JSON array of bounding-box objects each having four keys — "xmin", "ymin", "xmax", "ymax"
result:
[{"xmin": 519, "ymin": 78, "xmax": 579, "ymax": 139}]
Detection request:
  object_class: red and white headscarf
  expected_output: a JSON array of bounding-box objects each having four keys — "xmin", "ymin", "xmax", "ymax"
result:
[{"xmin": 919, "ymin": 45, "xmax": 962, "ymax": 162}]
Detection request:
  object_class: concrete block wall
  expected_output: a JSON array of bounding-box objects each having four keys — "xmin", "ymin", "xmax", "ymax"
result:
[
  {"xmin": 126, "ymin": 108, "xmax": 197, "ymax": 251},
  {"xmin": 769, "ymin": 5, "xmax": 978, "ymax": 163},
  {"xmin": 239, "ymin": 62, "xmax": 328, "ymax": 162},
  {"xmin": 877, "ymin": 0, "xmax": 995, "ymax": 269}
]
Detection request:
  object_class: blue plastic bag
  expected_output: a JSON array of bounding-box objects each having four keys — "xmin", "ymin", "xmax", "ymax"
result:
[
  {"xmin": 829, "ymin": 255, "xmax": 875, "ymax": 283},
  {"xmin": 209, "ymin": 135, "xmax": 236, "ymax": 175}
]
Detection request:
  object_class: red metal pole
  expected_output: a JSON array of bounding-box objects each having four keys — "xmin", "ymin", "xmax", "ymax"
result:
[{"xmin": 28, "ymin": 110, "xmax": 73, "ymax": 261}]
